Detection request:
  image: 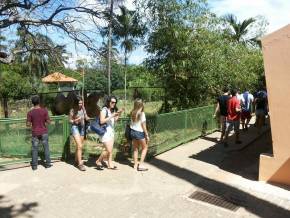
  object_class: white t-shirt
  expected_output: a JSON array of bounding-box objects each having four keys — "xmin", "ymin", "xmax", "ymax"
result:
[
  {"xmin": 242, "ymin": 92, "xmax": 254, "ymax": 111},
  {"xmin": 100, "ymin": 107, "xmax": 115, "ymax": 142},
  {"xmin": 130, "ymin": 112, "xmax": 146, "ymax": 132},
  {"xmin": 101, "ymin": 107, "xmax": 114, "ymax": 128},
  {"xmin": 237, "ymin": 94, "xmax": 245, "ymax": 104}
]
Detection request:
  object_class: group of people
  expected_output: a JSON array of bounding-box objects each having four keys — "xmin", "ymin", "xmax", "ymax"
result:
[
  {"xmin": 26, "ymin": 87, "xmax": 268, "ymax": 170},
  {"xmin": 214, "ymin": 87, "xmax": 268, "ymax": 147},
  {"xmin": 26, "ymin": 95, "xmax": 149, "ymax": 172}
]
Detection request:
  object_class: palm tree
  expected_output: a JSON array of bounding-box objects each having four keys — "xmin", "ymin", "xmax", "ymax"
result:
[
  {"xmin": 112, "ymin": 6, "xmax": 145, "ymax": 104},
  {"xmin": 112, "ymin": 6, "xmax": 145, "ymax": 66},
  {"xmin": 223, "ymin": 14, "xmax": 256, "ymax": 44},
  {"xmin": 102, "ymin": 0, "xmax": 124, "ymax": 95}
]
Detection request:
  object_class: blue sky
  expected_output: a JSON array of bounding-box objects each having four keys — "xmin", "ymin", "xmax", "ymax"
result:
[
  {"xmin": 208, "ymin": 0, "xmax": 290, "ymax": 33},
  {"xmin": 64, "ymin": 0, "xmax": 290, "ymax": 67}
]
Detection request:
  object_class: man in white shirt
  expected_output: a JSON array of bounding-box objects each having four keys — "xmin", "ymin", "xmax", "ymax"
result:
[{"xmin": 241, "ymin": 90, "xmax": 254, "ymax": 130}]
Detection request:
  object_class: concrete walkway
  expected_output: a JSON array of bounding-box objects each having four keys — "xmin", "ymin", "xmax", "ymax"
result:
[{"xmin": 1, "ymin": 121, "xmax": 290, "ymax": 218}]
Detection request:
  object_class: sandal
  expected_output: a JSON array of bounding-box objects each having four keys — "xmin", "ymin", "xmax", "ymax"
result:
[
  {"xmin": 101, "ymin": 160, "xmax": 108, "ymax": 168},
  {"xmin": 77, "ymin": 164, "xmax": 86, "ymax": 171},
  {"xmin": 96, "ymin": 165, "xmax": 104, "ymax": 170},
  {"xmin": 107, "ymin": 166, "xmax": 118, "ymax": 170}
]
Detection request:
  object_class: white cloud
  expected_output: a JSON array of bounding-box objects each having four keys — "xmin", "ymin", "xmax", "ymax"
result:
[{"xmin": 209, "ymin": 0, "xmax": 290, "ymax": 34}]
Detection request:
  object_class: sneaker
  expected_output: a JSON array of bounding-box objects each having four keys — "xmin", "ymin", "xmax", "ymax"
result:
[
  {"xmin": 45, "ymin": 164, "xmax": 53, "ymax": 169},
  {"xmin": 137, "ymin": 164, "xmax": 148, "ymax": 171},
  {"xmin": 78, "ymin": 164, "xmax": 86, "ymax": 171},
  {"xmin": 32, "ymin": 166, "xmax": 37, "ymax": 171}
]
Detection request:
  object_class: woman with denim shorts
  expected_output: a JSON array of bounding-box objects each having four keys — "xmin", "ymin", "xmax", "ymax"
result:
[
  {"xmin": 95, "ymin": 96, "xmax": 123, "ymax": 170},
  {"xmin": 130, "ymin": 99, "xmax": 149, "ymax": 171},
  {"xmin": 69, "ymin": 97, "xmax": 89, "ymax": 171}
]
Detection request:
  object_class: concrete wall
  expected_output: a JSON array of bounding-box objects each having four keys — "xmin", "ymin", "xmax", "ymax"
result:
[{"xmin": 259, "ymin": 24, "xmax": 290, "ymax": 186}]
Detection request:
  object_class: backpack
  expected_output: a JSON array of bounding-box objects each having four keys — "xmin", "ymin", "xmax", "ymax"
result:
[
  {"xmin": 89, "ymin": 108, "xmax": 109, "ymax": 136},
  {"xmin": 125, "ymin": 123, "xmax": 132, "ymax": 141},
  {"xmin": 242, "ymin": 92, "xmax": 249, "ymax": 112}
]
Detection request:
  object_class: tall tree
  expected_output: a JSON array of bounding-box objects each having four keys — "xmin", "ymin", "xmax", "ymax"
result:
[
  {"xmin": 223, "ymin": 14, "xmax": 256, "ymax": 44},
  {"xmin": 100, "ymin": 0, "xmax": 124, "ymax": 95},
  {"xmin": 143, "ymin": 0, "xmax": 265, "ymax": 111},
  {"xmin": 112, "ymin": 6, "xmax": 145, "ymax": 66},
  {"xmin": 112, "ymin": 5, "xmax": 145, "ymax": 103}
]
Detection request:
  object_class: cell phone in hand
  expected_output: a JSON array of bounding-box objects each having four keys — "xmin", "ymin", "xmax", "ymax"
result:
[{"xmin": 117, "ymin": 108, "xmax": 125, "ymax": 114}]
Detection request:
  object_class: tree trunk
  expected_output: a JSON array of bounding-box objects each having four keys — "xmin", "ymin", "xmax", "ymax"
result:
[
  {"xmin": 107, "ymin": 0, "xmax": 114, "ymax": 96},
  {"xmin": 2, "ymin": 97, "xmax": 9, "ymax": 118},
  {"xmin": 124, "ymin": 48, "xmax": 127, "ymax": 109}
]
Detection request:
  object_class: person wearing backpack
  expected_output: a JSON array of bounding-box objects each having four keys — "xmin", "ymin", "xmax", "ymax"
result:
[
  {"xmin": 95, "ymin": 96, "xmax": 122, "ymax": 170},
  {"xmin": 241, "ymin": 90, "xmax": 254, "ymax": 131}
]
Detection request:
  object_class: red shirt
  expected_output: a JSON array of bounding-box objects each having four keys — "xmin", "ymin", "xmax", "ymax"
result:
[
  {"xmin": 27, "ymin": 108, "xmax": 50, "ymax": 136},
  {"xmin": 227, "ymin": 96, "xmax": 241, "ymax": 121}
]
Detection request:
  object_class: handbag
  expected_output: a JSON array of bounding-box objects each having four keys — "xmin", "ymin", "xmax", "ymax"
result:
[
  {"xmin": 90, "ymin": 118, "xmax": 107, "ymax": 136},
  {"xmin": 89, "ymin": 108, "xmax": 109, "ymax": 136},
  {"xmin": 125, "ymin": 123, "xmax": 132, "ymax": 141}
]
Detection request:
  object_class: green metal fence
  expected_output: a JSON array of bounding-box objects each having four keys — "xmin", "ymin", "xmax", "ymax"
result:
[{"xmin": 0, "ymin": 105, "xmax": 217, "ymax": 167}]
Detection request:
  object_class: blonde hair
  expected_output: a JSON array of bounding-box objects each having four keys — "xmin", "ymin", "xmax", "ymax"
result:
[{"xmin": 130, "ymin": 99, "xmax": 144, "ymax": 122}]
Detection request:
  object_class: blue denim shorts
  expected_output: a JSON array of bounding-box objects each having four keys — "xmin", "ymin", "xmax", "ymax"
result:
[
  {"xmin": 71, "ymin": 125, "xmax": 85, "ymax": 136},
  {"xmin": 130, "ymin": 129, "xmax": 145, "ymax": 140}
]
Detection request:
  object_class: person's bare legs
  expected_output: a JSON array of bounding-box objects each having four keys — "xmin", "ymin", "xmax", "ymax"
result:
[
  {"xmin": 96, "ymin": 148, "xmax": 106, "ymax": 166},
  {"xmin": 102, "ymin": 140, "xmax": 115, "ymax": 168},
  {"xmin": 241, "ymin": 118, "xmax": 245, "ymax": 130},
  {"xmin": 132, "ymin": 140, "xmax": 139, "ymax": 169},
  {"xmin": 245, "ymin": 117, "xmax": 251, "ymax": 130},
  {"xmin": 73, "ymin": 134, "xmax": 83, "ymax": 166},
  {"xmin": 220, "ymin": 116, "xmax": 226, "ymax": 141},
  {"xmin": 139, "ymin": 139, "xmax": 148, "ymax": 167}
]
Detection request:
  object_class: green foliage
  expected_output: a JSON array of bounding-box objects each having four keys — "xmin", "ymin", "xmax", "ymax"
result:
[
  {"xmin": 0, "ymin": 66, "xmax": 32, "ymax": 99},
  {"xmin": 85, "ymin": 68, "xmax": 107, "ymax": 91},
  {"xmin": 144, "ymin": 0, "xmax": 265, "ymax": 111},
  {"xmin": 126, "ymin": 65, "xmax": 161, "ymax": 88},
  {"xmin": 1, "ymin": 0, "xmax": 268, "ymax": 115},
  {"xmin": 112, "ymin": 5, "xmax": 146, "ymax": 65},
  {"xmin": 113, "ymin": 87, "xmax": 164, "ymax": 102}
]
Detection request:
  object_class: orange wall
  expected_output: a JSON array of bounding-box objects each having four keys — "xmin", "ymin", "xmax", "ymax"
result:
[{"xmin": 259, "ymin": 24, "xmax": 290, "ymax": 186}]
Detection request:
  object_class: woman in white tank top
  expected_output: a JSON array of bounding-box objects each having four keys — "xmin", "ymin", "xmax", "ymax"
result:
[{"xmin": 130, "ymin": 99, "xmax": 149, "ymax": 171}]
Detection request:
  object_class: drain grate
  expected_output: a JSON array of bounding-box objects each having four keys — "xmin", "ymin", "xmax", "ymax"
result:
[{"xmin": 189, "ymin": 191, "xmax": 240, "ymax": 211}]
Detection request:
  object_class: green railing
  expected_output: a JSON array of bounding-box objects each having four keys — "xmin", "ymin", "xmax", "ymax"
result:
[{"xmin": 0, "ymin": 105, "xmax": 217, "ymax": 167}]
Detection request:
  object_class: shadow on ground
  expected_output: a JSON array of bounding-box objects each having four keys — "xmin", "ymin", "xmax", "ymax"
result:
[
  {"xmin": 0, "ymin": 195, "xmax": 38, "ymax": 218},
  {"xmin": 190, "ymin": 123, "xmax": 273, "ymax": 180},
  {"xmin": 149, "ymin": 157, "xmax": 290, "ymax": 218}
]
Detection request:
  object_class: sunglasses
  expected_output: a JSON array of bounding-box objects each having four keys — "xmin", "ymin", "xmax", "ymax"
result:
[{"xmin": 110, "ymin": 101, "xmax": 116, "ymax": 104}]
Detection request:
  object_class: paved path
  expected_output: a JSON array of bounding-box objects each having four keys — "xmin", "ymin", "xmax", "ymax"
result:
[{"xmin": 1, "ymin": 121, "xmax": 290, "ymax": 218}]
